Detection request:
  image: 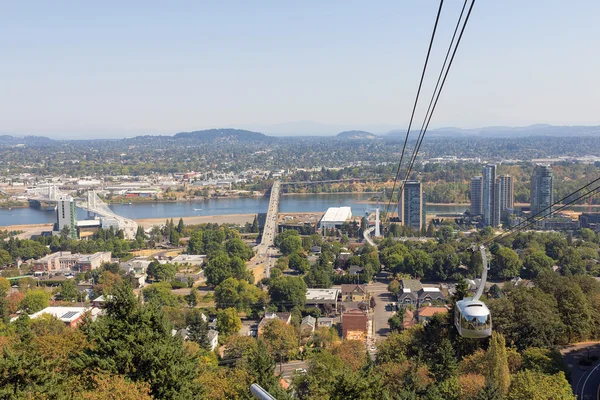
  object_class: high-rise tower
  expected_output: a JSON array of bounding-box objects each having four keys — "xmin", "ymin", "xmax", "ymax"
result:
[
  {"xmin": 495, "ymin": 175, "xmax": 514, "ymax": 224},
  {"xmin": 56, "ymin": 197, "xmax": 77, "ymax": 239},
  {"xmin": 399, "ymin": 181, "xmax": 424, "ymax": 231},
  {"xmin": 470, "ymin": 176, "xmax": 483, "ymax": 216},
  {"xmin": 482, "ymin": 164, "xmax": 497, "ymax": 227},
  {"xmin": 530, "ymin": 165, "xmax": 553, "ymax": 218}
]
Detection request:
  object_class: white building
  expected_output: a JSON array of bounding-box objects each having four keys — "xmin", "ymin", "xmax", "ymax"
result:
[
  {"xmin": 171, "ymin": 254, "xmax": 206, "ymax": 267},
  {"xmin": 319, "ymin": 207, "xmax": 352, "ymax": 231}
]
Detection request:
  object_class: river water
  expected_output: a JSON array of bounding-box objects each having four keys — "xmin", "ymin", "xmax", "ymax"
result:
[{"xmin": 0, "ymin": 193, "xmax": 474, "ymax": 227}]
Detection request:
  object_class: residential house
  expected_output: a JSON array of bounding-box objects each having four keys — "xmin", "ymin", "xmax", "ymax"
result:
[
  {"xmin": 341, "ymin": 309, "xmax": 368, "ymax": 340},
  {"xmin": 258, "ymin": 312, "xmax": 291, "ymax": 336},
  {"xmin": 91, "ymin": 295, "xmax": 113, "ymax": 308},
  {"xmin": 403, "ymin": 309, "xmax": 415, "ymax": 330},
  {"xmin": 417, "ymin": 306, "xmax": 448, "ymax": 324},
  {"xmin": 397, "ymin": 287, "xmax": 447, "ymax": 306},
  {"xmin": 348, "ymin": 265, "xmax": 364, "ymax": 275},
  {"xmin": 341, "ymin": 284, "xmax": 368, "ymax": 302},
  {"xmin": 300, "ymin": 316, "xmax": 316, "ymax": 336},
  {"xmin": 317, "ymin": 317, "xmax": 334, "ymax": 329}
]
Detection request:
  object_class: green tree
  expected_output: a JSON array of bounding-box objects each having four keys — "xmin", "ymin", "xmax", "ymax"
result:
[
  {"xmin": 288, "ymin": 252, "xmax": 310, "ymax": 273},
  {"xmin": 214, "ymin": 277, "xmax": 267, "ymax": 312},
  {"xmin": 75, "ymin": 282, "xmax": 200, "ymax": 399},
  {"xmin": 507, "ymin": 371, "xmax": 574, "ymax": 400},
  {"xmin": 387, "ymin": 280, "xmax": 401, "ymax": 295},
  {"xmin": 559, "ymin": 248, "xmax": 586, "ymax": 276},
  {"xmin": 261, "ymin": 319, "xmax": 298, "ymax": 359},
  {"xmin": 251, "ymin": 215, "xmax": 259, "ymax": 233},
  {"xmin": 147, "ymin": 261, "xmax": 177, "ymax": 282},
  {"xmin": 186, "ymin": 309, "xmax": 210, "ymax": 351},
  {"xmin": 188, "ymin": 230, "xmax": 204, "ymax": 254},
  {"xmin": 19, "ymin": 289, "xmax": 50, "ymax": 313},
  {"xmin": 268, "ymin": 276, "xmax": 307, "ymax": 311},
  {"xmin": 226, "ymin": 238, "xmax": 253, "ymax": 261},
  {"xmin": 280, "ymin": 235, "xmax": 302, "ymax": 256},
  {"xmin": 142, "ymin": 282, "xmax": 179, "ymax": 307},
  {"xmin": 216, "ymin": 307, "xmax": 242, "ymax": 338},
  {"xmin": 0, "ymin": 249, "xmax": 11, "ymax": 266},
  {"xmin": 60, "ymin": 279, "xmax": 79, "ymax": 302},
  {"xmin": 485, "ymin": 332, "xmax": 510, "ymax": 396},
  {"xmin": 493, "ymin": 247, "xmax": 522, "ymax": 279},
  {"xmin": 522, "ymin": 251, "xmax": 554, "ymax": 278},
  {"xmin": 388, "ymin": 308, "xmax": 405, "ymax": 333},
  {"xmin": 177, "ymin": 218, "xmax": 185, "ymax": 234}
]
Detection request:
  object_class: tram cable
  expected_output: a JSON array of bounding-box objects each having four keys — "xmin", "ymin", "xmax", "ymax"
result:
[
  {"xmin": 384, "ymin": 0, "xmax": 445, "ymax": 219},
  {"xmin": 397, "ymin": 0, "xmax": 476, "ymax": 202},
  {"xmin": 482, "ymin": 177, "xmax": 600, "ymax": 247}
]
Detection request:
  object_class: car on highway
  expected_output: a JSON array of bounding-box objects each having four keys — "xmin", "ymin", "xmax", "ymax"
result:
[{"xmin": 295, "ymin": 368, "xmax": 307, "ymax": 374}]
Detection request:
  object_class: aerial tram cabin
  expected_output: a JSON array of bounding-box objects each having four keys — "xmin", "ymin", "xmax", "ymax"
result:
[
  {"xmin": 454, "ymin": 245, "xmax": 492, "ymax": 339},
  {"xmin": 455, "ymin": 298, "xmax": 492, "ymax": 338}
]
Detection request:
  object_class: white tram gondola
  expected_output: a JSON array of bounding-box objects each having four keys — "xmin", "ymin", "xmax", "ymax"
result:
[{"xmin": 454, "ymin": 245, "xmax": 492, "ymax": 338}]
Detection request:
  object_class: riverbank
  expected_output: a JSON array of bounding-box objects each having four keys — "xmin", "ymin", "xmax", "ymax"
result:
[
  {"xmin": 3, "ymin": 214, "xmax": 257, "ymax": 239},
  {"xmin": 136, "ymin": 214, "xmax": 256, "ymax": 228}
]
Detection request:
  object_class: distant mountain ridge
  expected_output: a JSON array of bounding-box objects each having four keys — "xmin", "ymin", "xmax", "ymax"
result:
[
  {"xmin": 2, "ymin": 124, "xmax": 600, "ymax": 143},
  {"xmin": 0, "ymin": 135, "xmax": 54, "ymax": 145},
  {"xmin": 385, "ymin": 124, "xmax": 600, "ymax": 138},
  {"xmin": 336, "ymin": 130, "xmax": 378, "ymax": 140}
]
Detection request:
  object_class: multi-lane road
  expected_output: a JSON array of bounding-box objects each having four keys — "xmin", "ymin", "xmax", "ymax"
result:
[{"xmin": 250, "ymin": 180, "xmax": 281, "ymax": 279}]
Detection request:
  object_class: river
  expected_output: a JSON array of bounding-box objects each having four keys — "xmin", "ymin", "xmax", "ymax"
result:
[
  {"xmin": 0, "ymin": 193, "xmax": 470, "ymax": 227},
  {"xmin": 1, "ymin": 193, "xmax": 597, "ymax": 227}
]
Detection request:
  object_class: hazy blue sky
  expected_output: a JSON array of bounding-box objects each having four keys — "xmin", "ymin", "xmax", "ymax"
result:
[{"xmin": 1, "ymin": 1, "xmax": 599, "ymax": 138}]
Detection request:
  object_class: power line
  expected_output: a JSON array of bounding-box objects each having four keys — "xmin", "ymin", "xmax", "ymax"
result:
[
  {"xmin": 397, "ymin": 0, "xmax": 476, "ymax": 203},
  {"xmin": 384, "ymin": 0, "xmax": 445, "ymax": 219},
  {"xmin": 482, "ymin": 177, "xmax": 600, "ymax": 247}
]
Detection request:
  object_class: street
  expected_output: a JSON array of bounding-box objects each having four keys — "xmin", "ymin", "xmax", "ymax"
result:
[
  {"xmin": 368, "ymin": 272, "xmax": 395, "ymax": 343},
  {"xmin": 562, "ymin": 342, "xmax": 600, "ymax": 399},
  {"xmin": 277, "ymin": 360, "xmax": 308, "ymax": 379}
]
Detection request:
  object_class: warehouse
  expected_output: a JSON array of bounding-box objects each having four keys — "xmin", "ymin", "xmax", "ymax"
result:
[{"xmin": 319, "ymin": 207, "xmax": 352, "ymax": 231}]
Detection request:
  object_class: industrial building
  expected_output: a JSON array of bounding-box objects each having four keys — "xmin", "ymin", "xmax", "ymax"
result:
[{"xmin": 319, "ymin": 207, "xmax": 352, "ymax": 231}]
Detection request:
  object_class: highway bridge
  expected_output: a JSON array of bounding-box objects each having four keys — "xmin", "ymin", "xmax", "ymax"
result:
[
  {"xmin": 27, "ymin": 186, "xmax": 138, "ymax": 239},
  {"xmin": 250, "ymin": 180, "xmax": 281, "ymax": 279}
]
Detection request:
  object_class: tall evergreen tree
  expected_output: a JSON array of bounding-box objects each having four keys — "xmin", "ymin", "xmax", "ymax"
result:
[
  {"xmin": 186, "ymin": 310, "xmax": 210, "ymax": 351},
  {"xmin": 75, "ymin": 282, "xmax": 200, "ymax": 399},
  {"xmin": 177, "ymin": 218, "xmax": 185, "ymax": 234},
  {"xmin": 251, "ymin": 215, "xmax": 259, "ymax": 233},
  {"xmin": 485, "ymin": 332, "xmax": 510, "ymax": 396}
]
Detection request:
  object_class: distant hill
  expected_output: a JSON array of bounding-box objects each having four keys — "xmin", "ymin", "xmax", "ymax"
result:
[
  {"xmin": 386, "ymin": 124, "xmax": 600, "ymax": 138},
  {"xmin": 0, "ymin": 135, "xmax": 54, "ymax": 146},
  {"xmin": 172, "ymin": 128, "xmax": 268, "ymax": 142},
  {"xmin": 336, "ymin": 130, "xmax": 378, "ymax": 140}
]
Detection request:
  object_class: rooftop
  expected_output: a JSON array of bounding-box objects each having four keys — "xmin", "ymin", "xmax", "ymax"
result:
[
  {"xmin": 30, "ymin": 306, "xmax": 90, "ymax": 323},
  {"xmin": 306, "ymin": 288, "xmax": 339, "ymax": 301},
  {"xmin": 419, "ymin": 306, "xmax": 449, "ymax": 318},
  {"xmin": 321, "ymin": 207, "xmax": 352, "ymax": 223}
]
